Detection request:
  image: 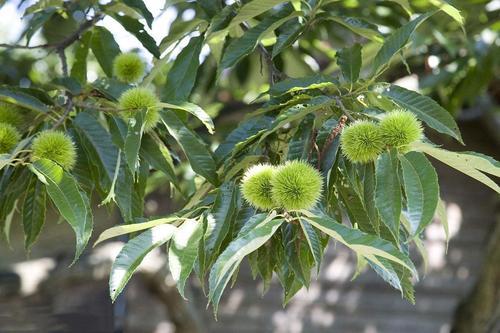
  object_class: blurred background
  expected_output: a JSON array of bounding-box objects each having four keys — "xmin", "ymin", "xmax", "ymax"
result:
[{"xmin": 0, "ymin": 0, "xmax": 499, "ymax": 332}]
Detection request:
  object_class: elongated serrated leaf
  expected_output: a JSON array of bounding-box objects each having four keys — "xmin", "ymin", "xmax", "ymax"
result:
[
  {"xmin": 160, "ymin": 110, "xmax": 218, "ymax": 184},
  {"xmin": 372, "ymin": 12, "xmax": 433, "ymax": 75},
  {"xmin": 269, "ymin": 74, "xmax": 336, "ymax": 96},
  {"xmin": 436, "ymin": 198, "xmax": 449, "ymax": 246},
  {"xmin": 110, "ymin": 224, "xmax": 176, "ymax": 301},
  {"xmin": 272, "ymin": 18, "xmax": 304, "ymax": 58},
  {"xmin": 387, "ymin": 0, "xmax": 412, "ymax": 15},
  {"xmin": 160, "ymin": 102, "xmax": 214, "ymax": 134},
  {"xmin": 215, "ymin": 116, "xmax": 272, "ymax": 163},
  {"xmin": 123, "ymin": 0, "xmax": 154, "ymax": 28},
  {"xmin": 336, "ymin": 43, "xmax": 362, "ymax": 83},
  {"xmin": 304, "ymin": 215, "xmax": 416, "ymax": 275},
  {"xmin": 24, "ymin": 9, "xmax": 55, "ymax": 44},
  {"xmin": 163, "ymin": 36, "xmax": 203, "ymax": 102},
  {"xmin": 29, "ymin": 159, "xmax": 93, "ymax": 263},
  {"xmin": 260, "ymin": 95, "xmax": 332, "ymax": 142},
  {"xmin": 124, "ymin": 111, "xmax": 145, "ymax": 174},
  {"xmin": 379, "ymin": 84, "xmax": 462, "ymax": 143},
  {"xmin": 70, "ymin": 30, "xmax": 92, "ymax": 83},
  {"xmin": 22, "ymin": 174, "xmax": 46, "ymax": 250},
  {"xmin": 287, "ymin": 114, "xmax": 314, "ymax": 160},
  {"xmin": 110, "ymin": 14, "xmax": 160, "ymax": 58},
  {"xmin": 159, "ymin": 18, "xmax": 207, "ymax": 53},
  {"xmin": 0, "ymin": 86, "xmax": 49, "ymax": 113},
  {"xmin": 95, "ymin": 216, "xmax": 179, "ymax": 246},
  {"xmin": 204, "ymin": 182, "xmax": 237, "ymax": 265},
  {"xmin": 430, "ymin": 0, "xmax": 464, "ymax": 26},
  {"xmin": 219, "ymin": 9, "xmax": 301, "ymax": 71},
  {"xmin": 375, "ymin": 150, "xmax": 402, "ymax": 241},
  {"xmin": 411, "ymin": 141, "xmax": 500, "ymax": 193},
  {"xmin": 299, "ymin": 219, "xmax": 322, "ymax": 271},
  {"xmin": 399, "ymin": 152, "xmax": 439, "ymax": 235},
  {"xmin": 90, "ymin": 26, "xmax": 121, "ymax": 77},
  {"xmin": 140, "ymin": 134, "xmax": 178, "ymax": 187},
  {"xmin": 318, "ymin": 15, "xmax": 384, "ymax": 43},
  {"xmin": 209, "ymin": 216, "xmax": 283, "ymax": 313},
  {"xmin": 228, "ymin": 0, "xmax": 289, "ymax": 29},
  {"xmin": 74, "ymin": 112, "xmax": 120, "ymax": 184},
  {"xmin": 338, "ymin": 181, "xmax": 377, "ymax": 234},
  {"xmin": 168, "ymin": 219, "xmax": 203, "ymax": 298}
]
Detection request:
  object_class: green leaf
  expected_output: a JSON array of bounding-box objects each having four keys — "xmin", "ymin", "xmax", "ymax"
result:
[
  {"xmin": 110, "ymin": 14, "xmax": 160, "ymax": 58},
  {"xmin": 204, "ymin": 182, "xmax": 238, "ymax": 265},
  {"xmin": 336, "ymin": 43, "xmax": 362, "ymax": 84},
  {"xmin": 375, "ymin": 150, "xmax": 402, "ymax": 241},
  {"xmin": 372, "ymin": 12, "xmax": 434, "ymax": 75},
  {"xmin": 272, "ymin": 18, "xmax": 304, "ymax": 58},
  {"xmin": 110, "ymin": 224, "xmax": 176, "ymax": 301},
  {"xmin": 95, "ymin": 216, "xmax": 179, "ymax": 246},
  {"xmin": 124, "ymin": 111, "xmax": 145, "ymax": 174},
  {"xmin": 299, "ymin": 219, "xmax": 322, "ymax": 271},
  {"xmin": 163, "ymin": 36, "xmax": 204, "ymax": 102},
  {"xmin": 269, "ymin": 74, "xmax": 336, "ymax": 96},
  {"xmin": 123, "ymin": 0, "xmax": 154, "ymax": 28},
  {"xmin": 74, "ymin": 112, "xmax": 120, "ymax": 185},
  {"xmin": 436, "ymin": 198, "xmax": 449, "ymax": 246},
  {"xmin": 411, "ymin": 141, "xmax": 500, "ymax": 193},
  {"xmin": 140, "ymin": 134, "xmax": 178, "ymax": 187},
  {"xmin": 399, "ymin": 152, "xmax": 439, "ymax": 235},
  {"xmin": 90, "ymin": 26, "xmax": 121, "ymax": 77},
  {"xmin": 228, "ymin": 0, "xmax": 289, "ymax": 29},
  {"xmin": 287, "ymin": 114, "xmax": 314, "ymax": 160},
  {"xmin": 260, "ymin": 96, "xmax": 332, "ymax": 142},
  {"xmin": 70, "ymin": 30, "xmax": 92, "ymax": 83},
  {"xmin": 22, "ymin": 174, "xmax": 46, "ymax": 251},
  {"xmin": 160, "ymin": 110, "xmax": 218, "ymax": 185},
  {"xmin": 0, "ymin": 86, "xmax": 49, "ymax": 113},
  {"xmin": 386, "ymin": 0, "xmax": 412, "ymax": 15},
  {"xmin": 215, "ymin": 116, "xmax": 272, "ymax": 163},
  {"xmin": 29, "ymin": 159, "xmax": 93, "ymax": 263},
  {"xmin": 159, "ymin": 18, "xmax": 207, "ymax": 53},
  {"xmin": 378, "ymin": 84, "xmax": 463, "ymax": 143},
  {"xmin": 304, "ymin": 215, "xmax": 416, "ymax": 275},
  {"xmin": 317, "ymin": 15, "xmax": 384, "ymax": 43},
  {"xmin": 209, "ymin": 215, "xmax": 283, "ymax": 314},
  {"xmin": 24, "ymin": 9, "xmax": 56, "ymax": 44},
  {"xmin": 219, "ymin": 9, "xmax": 301, "ymax": 72},
  {"xmin": 160, "ymin": 102, "xmax": 215, "ymax": 134},
  {"xmin": 338, "ymin": 180, "xmax": 377, "ymax": 234},
  {"xmin": 168, "ymin": 218, "xmax": 203, "ymax": 298},
  {"xmin": 430, "ymin": 0, "xmax": 464, "ymax": 26}
]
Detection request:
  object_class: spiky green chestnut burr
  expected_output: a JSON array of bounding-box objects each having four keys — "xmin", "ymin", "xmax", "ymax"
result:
[
  {"xmin": 379, "ymin": 110, "xmax": 423, "ymax": 152},
  {"xmin": 0, "ymin": 102, "xmax": 24, "ymax": 129},
  {"xmin": 341, "ymin": 121, "xmax": 384, "ymax": 163},
  {"xmin": 271, "ymin": 160, "xmax": 323, "ymax": 211},
  {"xmin": 113, "ymin": 53, "xmax": 145, "ymax": 83},
  {"xmin": 0, "ymin": 122, "xmax": 21, "ymax": 154},
  {"xmin": 118, "ymin": 87, "xmax": 161, "ymax": 132},
  {"xmin": 241, "ymin": 164, "xmax": 276, "ymax": 210},
  {"xmin": 32, "ymin": 130, "xmax": 77, "ymax": 170}
]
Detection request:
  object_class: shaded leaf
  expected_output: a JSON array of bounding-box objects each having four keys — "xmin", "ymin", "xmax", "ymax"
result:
[
  {"xmin": 22, "ymin": 174, "xmax": 47, "ymax": 251},
  {"xmin": 160, "ymin": 110, "xmax": 218, "ymax": 184},
  {"xmin": 375, "ymin": 150, "xmax": 402, "ymax": 241},
  {"xmin": 372, "ymin": 12, "xmax": 434, "ymax": 75},
  {"xmin": 90, "ymin": 26, "xmax": 121, "ymax": 77},
  {"xmin": 399, "ymin": 152, "xmax": 439, "ymax": 235},
  {"xmin": 336, "ymin": 43, "xmax": 362, "ymax": 83},
  {"xmin": 163, "ymin": 36, "xmax": 204, "ymax": 102},
  {"xmin": 29, "ymin": 159, "xmax": 93, "ymax": 263}
]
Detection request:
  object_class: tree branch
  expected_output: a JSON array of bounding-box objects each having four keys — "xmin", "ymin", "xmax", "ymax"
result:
[{"xmin": 334, "ymin": 96, "xmax": 355, "ymax": 122}]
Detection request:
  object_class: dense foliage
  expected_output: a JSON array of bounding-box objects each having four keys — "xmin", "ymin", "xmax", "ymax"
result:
[{"xmin": 0, "ymin": 0, "xmax": 499, "ymax": 314}]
